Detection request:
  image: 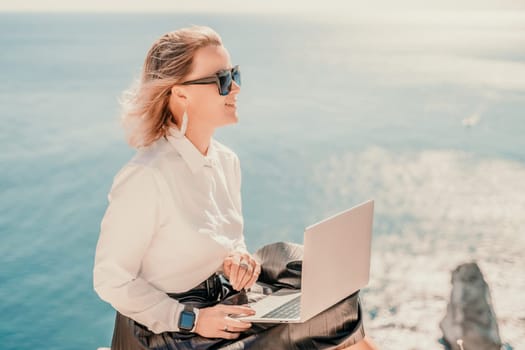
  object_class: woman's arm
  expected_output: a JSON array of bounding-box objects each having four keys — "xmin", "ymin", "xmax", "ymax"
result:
[{"xmin": 93, "ymin": 164, "xmax": 185, "ymax": 334}]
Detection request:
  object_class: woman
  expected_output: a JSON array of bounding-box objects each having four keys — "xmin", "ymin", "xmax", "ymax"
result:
[{"xmin": 93, "ymin": 25, "xmax": 377, "ymax": 349}]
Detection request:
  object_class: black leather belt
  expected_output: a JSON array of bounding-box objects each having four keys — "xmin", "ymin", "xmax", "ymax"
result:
[{"xmin": 167, "ymin": 273, "xmax": 223, "ymax": 304}]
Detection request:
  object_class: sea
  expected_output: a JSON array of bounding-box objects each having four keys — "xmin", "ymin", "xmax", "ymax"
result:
[{"xmin": 1, "ymin": 11, "xmax": 524, "ymax": 349}]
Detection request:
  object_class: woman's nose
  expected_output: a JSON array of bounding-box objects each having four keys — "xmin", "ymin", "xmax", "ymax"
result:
[{"xmin": 230, "ymin": 80, "xmax": 240, "ymax": 93}]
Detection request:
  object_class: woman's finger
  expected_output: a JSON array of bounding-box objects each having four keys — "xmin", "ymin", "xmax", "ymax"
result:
[
  {"xmin": 217, "ymin": 330, "xmax": 241, "ymax": 339},
  {"xmin": 222, "ymin": 325, "xmax": 249, "ymax": 333},
  {"xmin": 241, "ymin": 256, "xmax": 259, "ymax": 288},
  {"xmin": 220, "ymin": 304, "xmax": 255, "ymax": 316},
  {"xmin": 237, "ymin": 259, "xmax": 252, "ymax": 284},
  {"xmin": 237, "ymin": 261, "xmax": 254, "ymax": 289},
  {"xmin": 223, "ymin": 256, "xmax": 233, "ymax": 277},
  {"xmin": 245, "ymin": 262, "xmax": 261, "ymax": 289},
  {"xmin": 225, "ymin": 252, "xmax": 260, "ymax": 290},
  {"xmin": 229, "ymin": 255, "xmax": 242, "ymax": 289},
  {"xmin": 225, "ymin": 317, "xmax": 252, "ymax": 331}
]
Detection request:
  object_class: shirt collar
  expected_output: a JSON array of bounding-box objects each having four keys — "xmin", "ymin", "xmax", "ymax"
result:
[{"xmin": 165, "ymin": 126, "xmax": 219, "ymax": 174}]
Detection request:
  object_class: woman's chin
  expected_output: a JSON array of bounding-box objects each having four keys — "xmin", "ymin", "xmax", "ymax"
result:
[
  {"xmin": 225, "ymin": 111, "xmax": 239, "ymax": 123},
  {"xmin": 216, "ymin": 114, "xmax": 238, "ymax": 128}
]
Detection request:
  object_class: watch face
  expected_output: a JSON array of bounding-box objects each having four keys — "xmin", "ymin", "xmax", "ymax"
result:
[{"xmin": 179, "ymin": 310, "xmax": 195, "ymax": 330}]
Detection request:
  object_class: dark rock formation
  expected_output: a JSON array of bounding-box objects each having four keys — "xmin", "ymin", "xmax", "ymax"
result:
[{"xmin": 440, "ymin": 261, "xmax": 502, "ymax": 350}]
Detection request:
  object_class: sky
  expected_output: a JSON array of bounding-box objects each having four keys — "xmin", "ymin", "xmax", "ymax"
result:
[{"xmin": 1, "ymin": 0, "xmax": 524, "ymax": 13}]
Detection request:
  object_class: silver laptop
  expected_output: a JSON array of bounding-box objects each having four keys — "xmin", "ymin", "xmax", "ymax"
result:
[{"xmin": 237, "ymin": 199, "xmax": 374, "ymax": 323}]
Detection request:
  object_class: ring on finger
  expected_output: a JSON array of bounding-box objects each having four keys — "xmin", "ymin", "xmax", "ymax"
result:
[{"xmin": 239, "ymin": 261, "xmax": 250, "ymax": 270}]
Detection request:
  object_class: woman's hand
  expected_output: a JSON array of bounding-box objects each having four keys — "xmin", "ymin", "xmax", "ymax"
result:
[
  {"xmin": 194, "ymin": 304, "xmax": 255, "ymax": 339},
  {"xmin": 223, "ymin": 252, "xmax": 261, "ymax": 291}
]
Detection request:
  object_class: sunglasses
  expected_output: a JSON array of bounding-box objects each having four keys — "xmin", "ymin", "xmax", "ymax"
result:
[{"xmin": 180, "ymin": 65, "xmax": 241, "ymax": 96}]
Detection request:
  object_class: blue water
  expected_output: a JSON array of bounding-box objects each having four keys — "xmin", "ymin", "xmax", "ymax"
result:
[{"xmin": 1, "ymin": 12, "xmax": 524, "ymax": 349}]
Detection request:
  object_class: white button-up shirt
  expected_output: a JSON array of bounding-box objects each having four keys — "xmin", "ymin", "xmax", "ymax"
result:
[{"xmin": 93, "ymin": 126, "xmax": 248, "ymax": 334}]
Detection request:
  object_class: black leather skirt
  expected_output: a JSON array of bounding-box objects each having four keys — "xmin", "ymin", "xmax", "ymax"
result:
[{"xmin": 110, "ymin": 242, "xmax": 366, "ymax": 350}]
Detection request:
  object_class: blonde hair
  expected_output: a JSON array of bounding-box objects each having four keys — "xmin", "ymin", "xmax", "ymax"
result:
[{"xmin": 119, "ymin": 25, "xmax": 223, "ymax": 148}]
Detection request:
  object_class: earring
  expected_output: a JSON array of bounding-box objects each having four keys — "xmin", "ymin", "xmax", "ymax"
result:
[
  {"xmin": 172, "ymin": 108, "xmax": 188, "ymax": 138},
  {"xmin": 180, "ymin": 109, "xmax": 188, "ymax": 135}
]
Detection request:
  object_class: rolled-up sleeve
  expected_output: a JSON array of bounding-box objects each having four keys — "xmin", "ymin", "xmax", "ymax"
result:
[{"xmin": 93, "ymin": 164, "xmax": 184, "ymax": 334}]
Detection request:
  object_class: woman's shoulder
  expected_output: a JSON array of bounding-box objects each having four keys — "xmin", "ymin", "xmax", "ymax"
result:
[
  {"xmin": 109, "ymin": 140, "xmax": 172, "ymax": 193},
  {"xmin": 130, "ymin": 137, "xmax": 176, "ymax": 166},
  {"xmin": 104, "ymin": 163, "xmax": 158, "ymax": 202}
]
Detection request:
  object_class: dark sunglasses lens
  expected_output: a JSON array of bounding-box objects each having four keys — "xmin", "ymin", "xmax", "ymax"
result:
[
  {"xmin": 218, "ymin": 73, "xmax": 231, "ymax": 96},
  {"xmin": 217, "ymin": 67, "xmax": 240, "ymax": 96},
  {"xmin": 232, "ymin": 68, "xmax": 241, "ymax": 86}
]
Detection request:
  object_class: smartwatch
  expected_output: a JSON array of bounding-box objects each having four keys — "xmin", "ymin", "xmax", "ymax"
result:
[{"xmin": 178, "ymin": 304, "xmax": 198, "ymax": 332}]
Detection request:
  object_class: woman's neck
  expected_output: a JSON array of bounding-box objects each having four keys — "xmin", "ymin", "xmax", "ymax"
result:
[{"xmin": 185, "ymin": 124, "xmax": 214, "ymax": 156}]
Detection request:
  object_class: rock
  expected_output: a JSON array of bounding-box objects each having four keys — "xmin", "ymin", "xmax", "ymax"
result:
[{"xmin": 440, "ymin": 261, "xmax": 502, "ymax": 350}]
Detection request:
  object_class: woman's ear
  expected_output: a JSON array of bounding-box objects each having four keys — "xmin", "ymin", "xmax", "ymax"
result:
[
  {"xmin": 170, "ymin": 86, "xmax": 187, "ymax": 98},
  {"xmin": 167, "ymin": 87, "xmax": 188, "ymax": 122}
]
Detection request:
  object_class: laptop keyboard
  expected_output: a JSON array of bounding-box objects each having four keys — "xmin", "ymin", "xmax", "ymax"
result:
[{"xmin": 261, "ymin": 295, "xmax": 301, "ymax": 319}]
